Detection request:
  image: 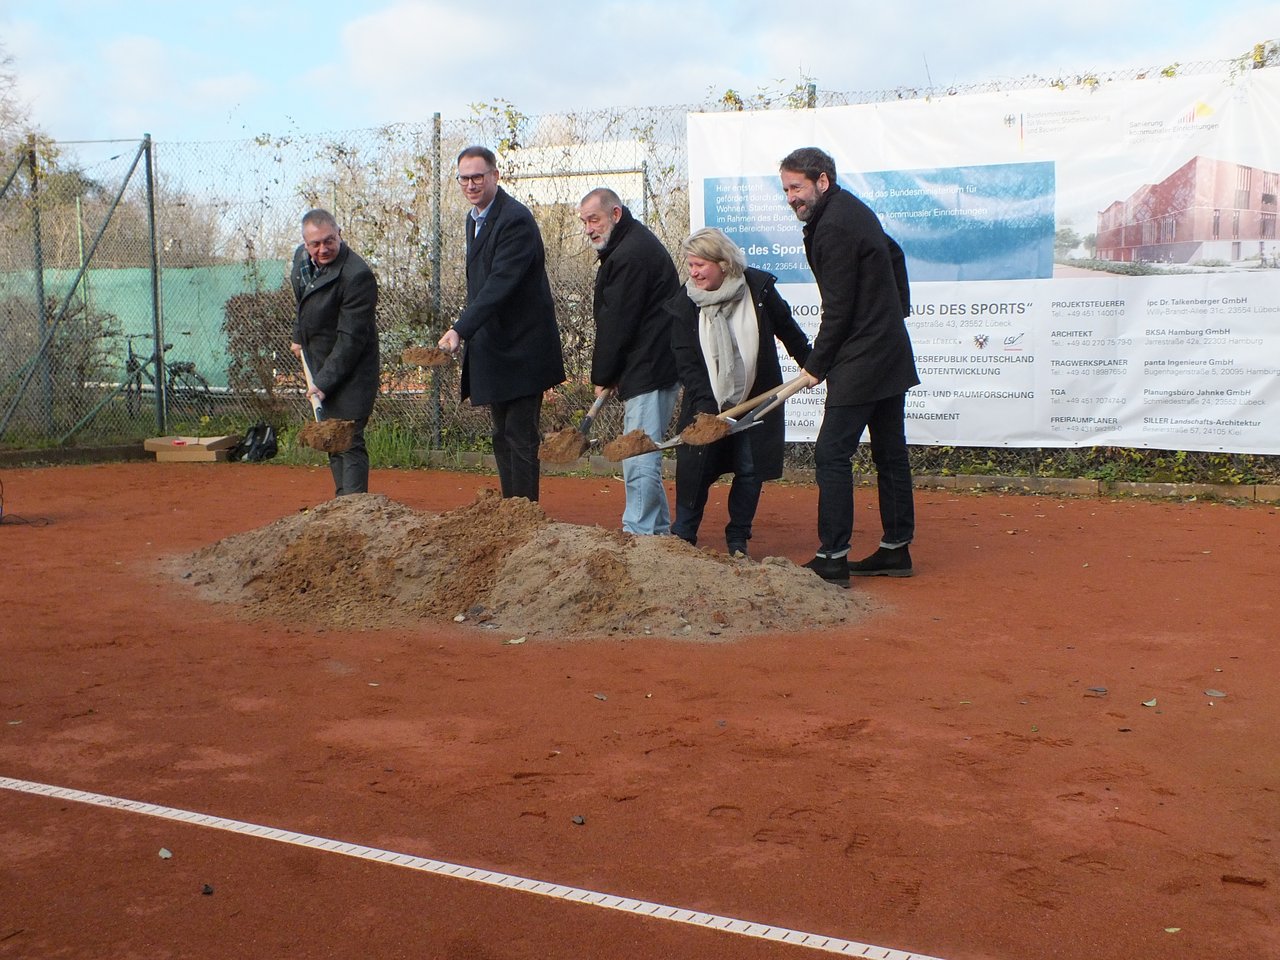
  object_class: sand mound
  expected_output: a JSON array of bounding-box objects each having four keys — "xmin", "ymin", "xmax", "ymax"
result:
[{"xmin": 176, "ymin": 491, "xmax": 872, "ymax": 639}]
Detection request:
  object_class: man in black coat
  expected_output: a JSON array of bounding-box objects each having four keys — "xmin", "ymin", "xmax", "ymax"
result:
[
  {"xmin": 780, "ymin": 147, "xmax": 919, "ymax": 582},
  {"xmin": 290, "ymin": 208, "xmax": 379, "ymax": 496},
  {"xmin": 578, "ymin": 187, "xmax": 680, "ymax": 534},
  {"xmin": 439, "ymin": 146, "xmax": 565, "ymax": 501}
]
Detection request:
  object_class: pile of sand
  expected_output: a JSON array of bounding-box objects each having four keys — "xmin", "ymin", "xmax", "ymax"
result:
[{"xmin": 176, "ymin": 490, "xmax": 872, "ymax": 639}]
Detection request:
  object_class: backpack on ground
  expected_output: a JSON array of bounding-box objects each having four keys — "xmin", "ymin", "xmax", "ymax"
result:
[{"xmin": 230, "ymin": 423, "xmax": 278, "ymax": 462}]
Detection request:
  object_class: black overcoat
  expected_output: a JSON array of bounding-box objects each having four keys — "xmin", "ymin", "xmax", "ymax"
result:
[
  {"xmin": 290, "ymin": 242, "xmax": 380, "ymax": 420},
  {"xmin": 455, "ymin": 188, "xmax": 565, "ymax": 406},
  {"xmin": 667, "ymin": 267, "xmax": 811, "ymax": 483},
  {"xmin": 589, "ymin": 207, "xmax": 680, "ymax": 401},
  {"xmin": 801, "ymin": 184, "xmax": 919, "ymax": 405}
]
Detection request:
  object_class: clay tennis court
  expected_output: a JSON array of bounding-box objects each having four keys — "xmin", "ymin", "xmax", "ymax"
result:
[{"xmin": 1, "ymin": 461, "xmax": 1276, "ymax": 959}]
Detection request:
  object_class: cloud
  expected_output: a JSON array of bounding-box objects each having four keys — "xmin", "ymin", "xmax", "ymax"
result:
[
  {"xmin": 5, "ymin": 0, "xmax": 1277, "ymax": 147},
  {"xmin": 326, "ymin": 0, "xmax": 1278, "ymax": 130},
  {"xmin": 190, "ymin": 73, "xmax": 263, "ymax": 119},
  {"xmin": 331, "ymin": 0, "xmax": 764, "ymax": 123}
]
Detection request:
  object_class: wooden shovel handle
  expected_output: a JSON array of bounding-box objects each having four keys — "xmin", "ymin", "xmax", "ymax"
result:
[
  {"xmin": 299, "ymin": 350, "xmax": 323, "ymax": 421},
  {"xmin": 579, "ymin": 389, "xmax": 612, "ymax": 432},
  {"xmin": 717, "ymin": 374, "xmax": 808, "ymax": 421}
]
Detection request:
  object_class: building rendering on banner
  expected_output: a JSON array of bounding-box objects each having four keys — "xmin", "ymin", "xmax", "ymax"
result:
[{"xmin": 1096, "ymin": 156, "xmax": 1280, "ymax": 265}]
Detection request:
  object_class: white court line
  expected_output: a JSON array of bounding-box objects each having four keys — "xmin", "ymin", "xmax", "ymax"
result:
[{"xmin": 1, "ymin": 776, "xmax": 947, "ymax": 959}]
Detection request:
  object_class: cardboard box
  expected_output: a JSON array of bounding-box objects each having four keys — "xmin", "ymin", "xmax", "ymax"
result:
[{"xmin": 145, "ymin": 435, "xmax": 239, "ymax": 463}]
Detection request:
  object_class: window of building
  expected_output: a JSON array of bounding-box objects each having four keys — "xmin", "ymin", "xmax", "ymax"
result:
[
  {"xmin": 1236, "ymin": 164, "xmax": 1253, "ymax": 210},
  {"xmin": 1262, "ymin": 170, "xmax": 1278, "ymax": 206}
]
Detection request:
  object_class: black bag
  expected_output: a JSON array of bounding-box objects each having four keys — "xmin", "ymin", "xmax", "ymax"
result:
[{"xmin": 230, "ymin": 423, "xmax": 278, "ymax": 462}]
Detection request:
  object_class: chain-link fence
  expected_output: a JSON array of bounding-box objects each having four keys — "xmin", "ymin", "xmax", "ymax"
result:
[{"xmin": 3, "ymin": 49, "xmax": 1279, "ymax": 482}]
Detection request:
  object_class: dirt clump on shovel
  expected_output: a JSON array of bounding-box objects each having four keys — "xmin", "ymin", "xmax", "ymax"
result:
[
  {"xmin": 602, "ymin": 429, "xmax": 659, "ymax": 461},
  {"xmin": 680, "ymin": 412, "xmax": 731, "ymax": 445},
  {"xmin": 298, "ymin": 419, "xmax": 356, "ymax": 454},
  {"xmin": 175, "ymin": 489, "xmax": 872, "ymax": 639},
  {"xmin": 401, "ymin": 346, "xmax": 454, "ymax": 367},
  {"xmin": 539, "ymin": 428, "xmax": 589, "ymax": 463}
]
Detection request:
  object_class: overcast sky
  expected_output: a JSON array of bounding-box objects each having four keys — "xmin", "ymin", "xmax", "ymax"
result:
[{"xmin": 2, "ymin": 0, "xmax": 1276, "ymax": 145}]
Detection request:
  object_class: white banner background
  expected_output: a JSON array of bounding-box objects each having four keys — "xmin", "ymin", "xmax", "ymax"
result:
[{"xmin": 688, "ymin": 70, "xmax": 1280, "ymax": 453}]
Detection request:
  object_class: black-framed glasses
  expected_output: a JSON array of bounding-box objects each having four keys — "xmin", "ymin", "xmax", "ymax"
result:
[{"xmin": 456, "ymin": 172, "xmax": 493, "ymax": 185}]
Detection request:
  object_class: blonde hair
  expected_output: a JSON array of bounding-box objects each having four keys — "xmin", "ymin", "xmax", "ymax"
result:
[{"xmin": 680, "ymin": 228, "xmax": 745, "ymax": 278}]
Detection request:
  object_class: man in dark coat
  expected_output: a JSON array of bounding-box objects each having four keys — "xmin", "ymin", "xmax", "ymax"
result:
[
  {"xmin": 578, "ymin": 187, "xmax": 680, "ymax": 534},
  {"xmin": 290, "ymin": 208, "xmax": 379, "ymax": 496},
  {"xmin": 780, "ymin": 147, "xmax": 919, "ymax": 582},
  {"xmin": 439, "ymin": 146, "xmax": 565, "ymax": 501}
]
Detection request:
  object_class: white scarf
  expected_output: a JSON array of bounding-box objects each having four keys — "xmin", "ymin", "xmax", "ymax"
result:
[{"xmin": 686, "ymin": 274, "xmax": 759, "ymax": 410}]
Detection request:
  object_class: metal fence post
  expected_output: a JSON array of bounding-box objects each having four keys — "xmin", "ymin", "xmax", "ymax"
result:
[
  {"xmin": 430, "ymin": 112, "xmax": 443, "ymax": 447},
  {"xmin": 28, "ymin": 135, "xmax": 53, "ymax": 432},
  {"xmin": 144, "ymin": 133, "xmax": 167, "ymax": 434}
]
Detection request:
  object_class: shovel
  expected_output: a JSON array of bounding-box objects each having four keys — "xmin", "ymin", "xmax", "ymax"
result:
[
  {"xmin": 295, "ymin": 349, "xmax": 356, "ymax": 454},
  {"xmin": 401, "ymin": 345, "xmax": 456, "ymax": 367},
  {"xmin": 679, "ymin": 374, "xmax": 809, "ymax": 446},
  {"xmin": 605, "ymin": 375, "xmax": 808, "ymax": 462},
  {"xmin": 539, "ymin": 390, "xmax": 612, "ymax": 463}
]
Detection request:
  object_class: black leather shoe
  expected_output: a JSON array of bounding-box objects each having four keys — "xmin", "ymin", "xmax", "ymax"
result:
[
  {"xmin": 727, "ymin": 541, "xmax": 749, "ymax": 559},
  {"xmin": 849, "ymin": 545, "xmax": 913, "ymax": 578},
  {"xmin": 802, "ymin": 554, "xmax": 849, "ymax": 583}
]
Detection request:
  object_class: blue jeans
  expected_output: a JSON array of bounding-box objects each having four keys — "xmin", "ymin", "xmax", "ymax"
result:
[
  {"xmin": 814, "ymin": 394, "xmax": 914, "ymax": 557},
  {"xmin": 621, "ymin": 384, "xmax": 678, "ymax": 535}
]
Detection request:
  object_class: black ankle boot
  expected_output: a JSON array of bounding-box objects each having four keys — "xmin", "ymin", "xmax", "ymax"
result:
[
  {"xmin": 802, "ymin": 554, "xmax": 849, "ymax": 583},
  {"xmin": 849, "ymin": 546, "xmax": 913, "ymax": 578}
]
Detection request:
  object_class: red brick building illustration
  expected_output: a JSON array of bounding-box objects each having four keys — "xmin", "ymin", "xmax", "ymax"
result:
[{"xmin": 1096, "ymin": 156, "xmax": 1279, "ymax": 263}]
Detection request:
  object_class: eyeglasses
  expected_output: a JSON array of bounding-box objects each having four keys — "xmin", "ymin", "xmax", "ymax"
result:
[{"xmin": 456, "ymin": 172, "xmax": 493, "ymax": 185}]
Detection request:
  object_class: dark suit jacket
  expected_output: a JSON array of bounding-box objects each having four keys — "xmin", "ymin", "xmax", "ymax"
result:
[
  {"xmin": 454, "ymin": 187, "xmax": 565, "ymax": 406},
  {"xmin": 290, "ymin": 242, "xmax": 380, "ymax": 420},
  {"xmin": 667, "ymin": 268, "xmax": 811, "ymax": 482},
  {"xmin": 802, "ymin": 184, "xmax": 919, "ymax": 405}
]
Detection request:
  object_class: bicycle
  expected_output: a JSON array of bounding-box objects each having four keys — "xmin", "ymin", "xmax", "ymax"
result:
[{"xmin": 122, "ymin": 333, "xmax": 216, "ymax": 425}]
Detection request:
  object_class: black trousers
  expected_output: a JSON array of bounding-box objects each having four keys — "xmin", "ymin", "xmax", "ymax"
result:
[
  {"xmin": 814, "ymin": 394, "xmax": 914, "ymax": 556},
  {"xmin": 329, "ymin": 416, "xmax": 369, "ymax": 496},
  {"xmin": 491, "ymin": 393, "xmax": 543, "ymax": 501},
  {"xmin": 673, "ymin": 433, "xmax": 761, "ymax": 547}
]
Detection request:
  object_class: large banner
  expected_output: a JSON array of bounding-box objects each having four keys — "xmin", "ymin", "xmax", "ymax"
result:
[{"xmin": 688, "ymin": 70, "xmax": 1280, "ymax": 453}]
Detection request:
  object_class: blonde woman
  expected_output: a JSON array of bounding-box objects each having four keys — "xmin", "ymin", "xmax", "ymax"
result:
[{"xmin": 665, "ymin": 228, "xmax": 811, "ymax": 557}]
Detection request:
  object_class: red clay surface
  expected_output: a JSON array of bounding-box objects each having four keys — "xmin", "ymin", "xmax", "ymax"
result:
[{"xmin": 1, "ymin": 461, "xmax": 1277, "ymax": 960}]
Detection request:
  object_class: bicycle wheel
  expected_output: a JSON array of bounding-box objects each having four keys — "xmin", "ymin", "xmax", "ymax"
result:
[
  {"xmin": 124, "ymin": 361, "xmax": 144, "ymax": 420},
  {"xmin": 167, "ymin": 365, "xmax": 216, "ymax": 424}
]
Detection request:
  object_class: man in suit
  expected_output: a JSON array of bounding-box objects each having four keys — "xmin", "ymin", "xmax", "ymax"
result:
[
  {"xmin": 578, "ymin": 187, "xmax": 680, "ymax": 535},
  {"xmin": 290, "ymin": 208, "xmax": 379, "ymax": 496},
  {"xmin": 439, "ymin": 146, "xmax": 566, "ymax": 501},
  {"xmin": 780, "ymin": 147, "xmax": 919, "ymax": 582}
]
